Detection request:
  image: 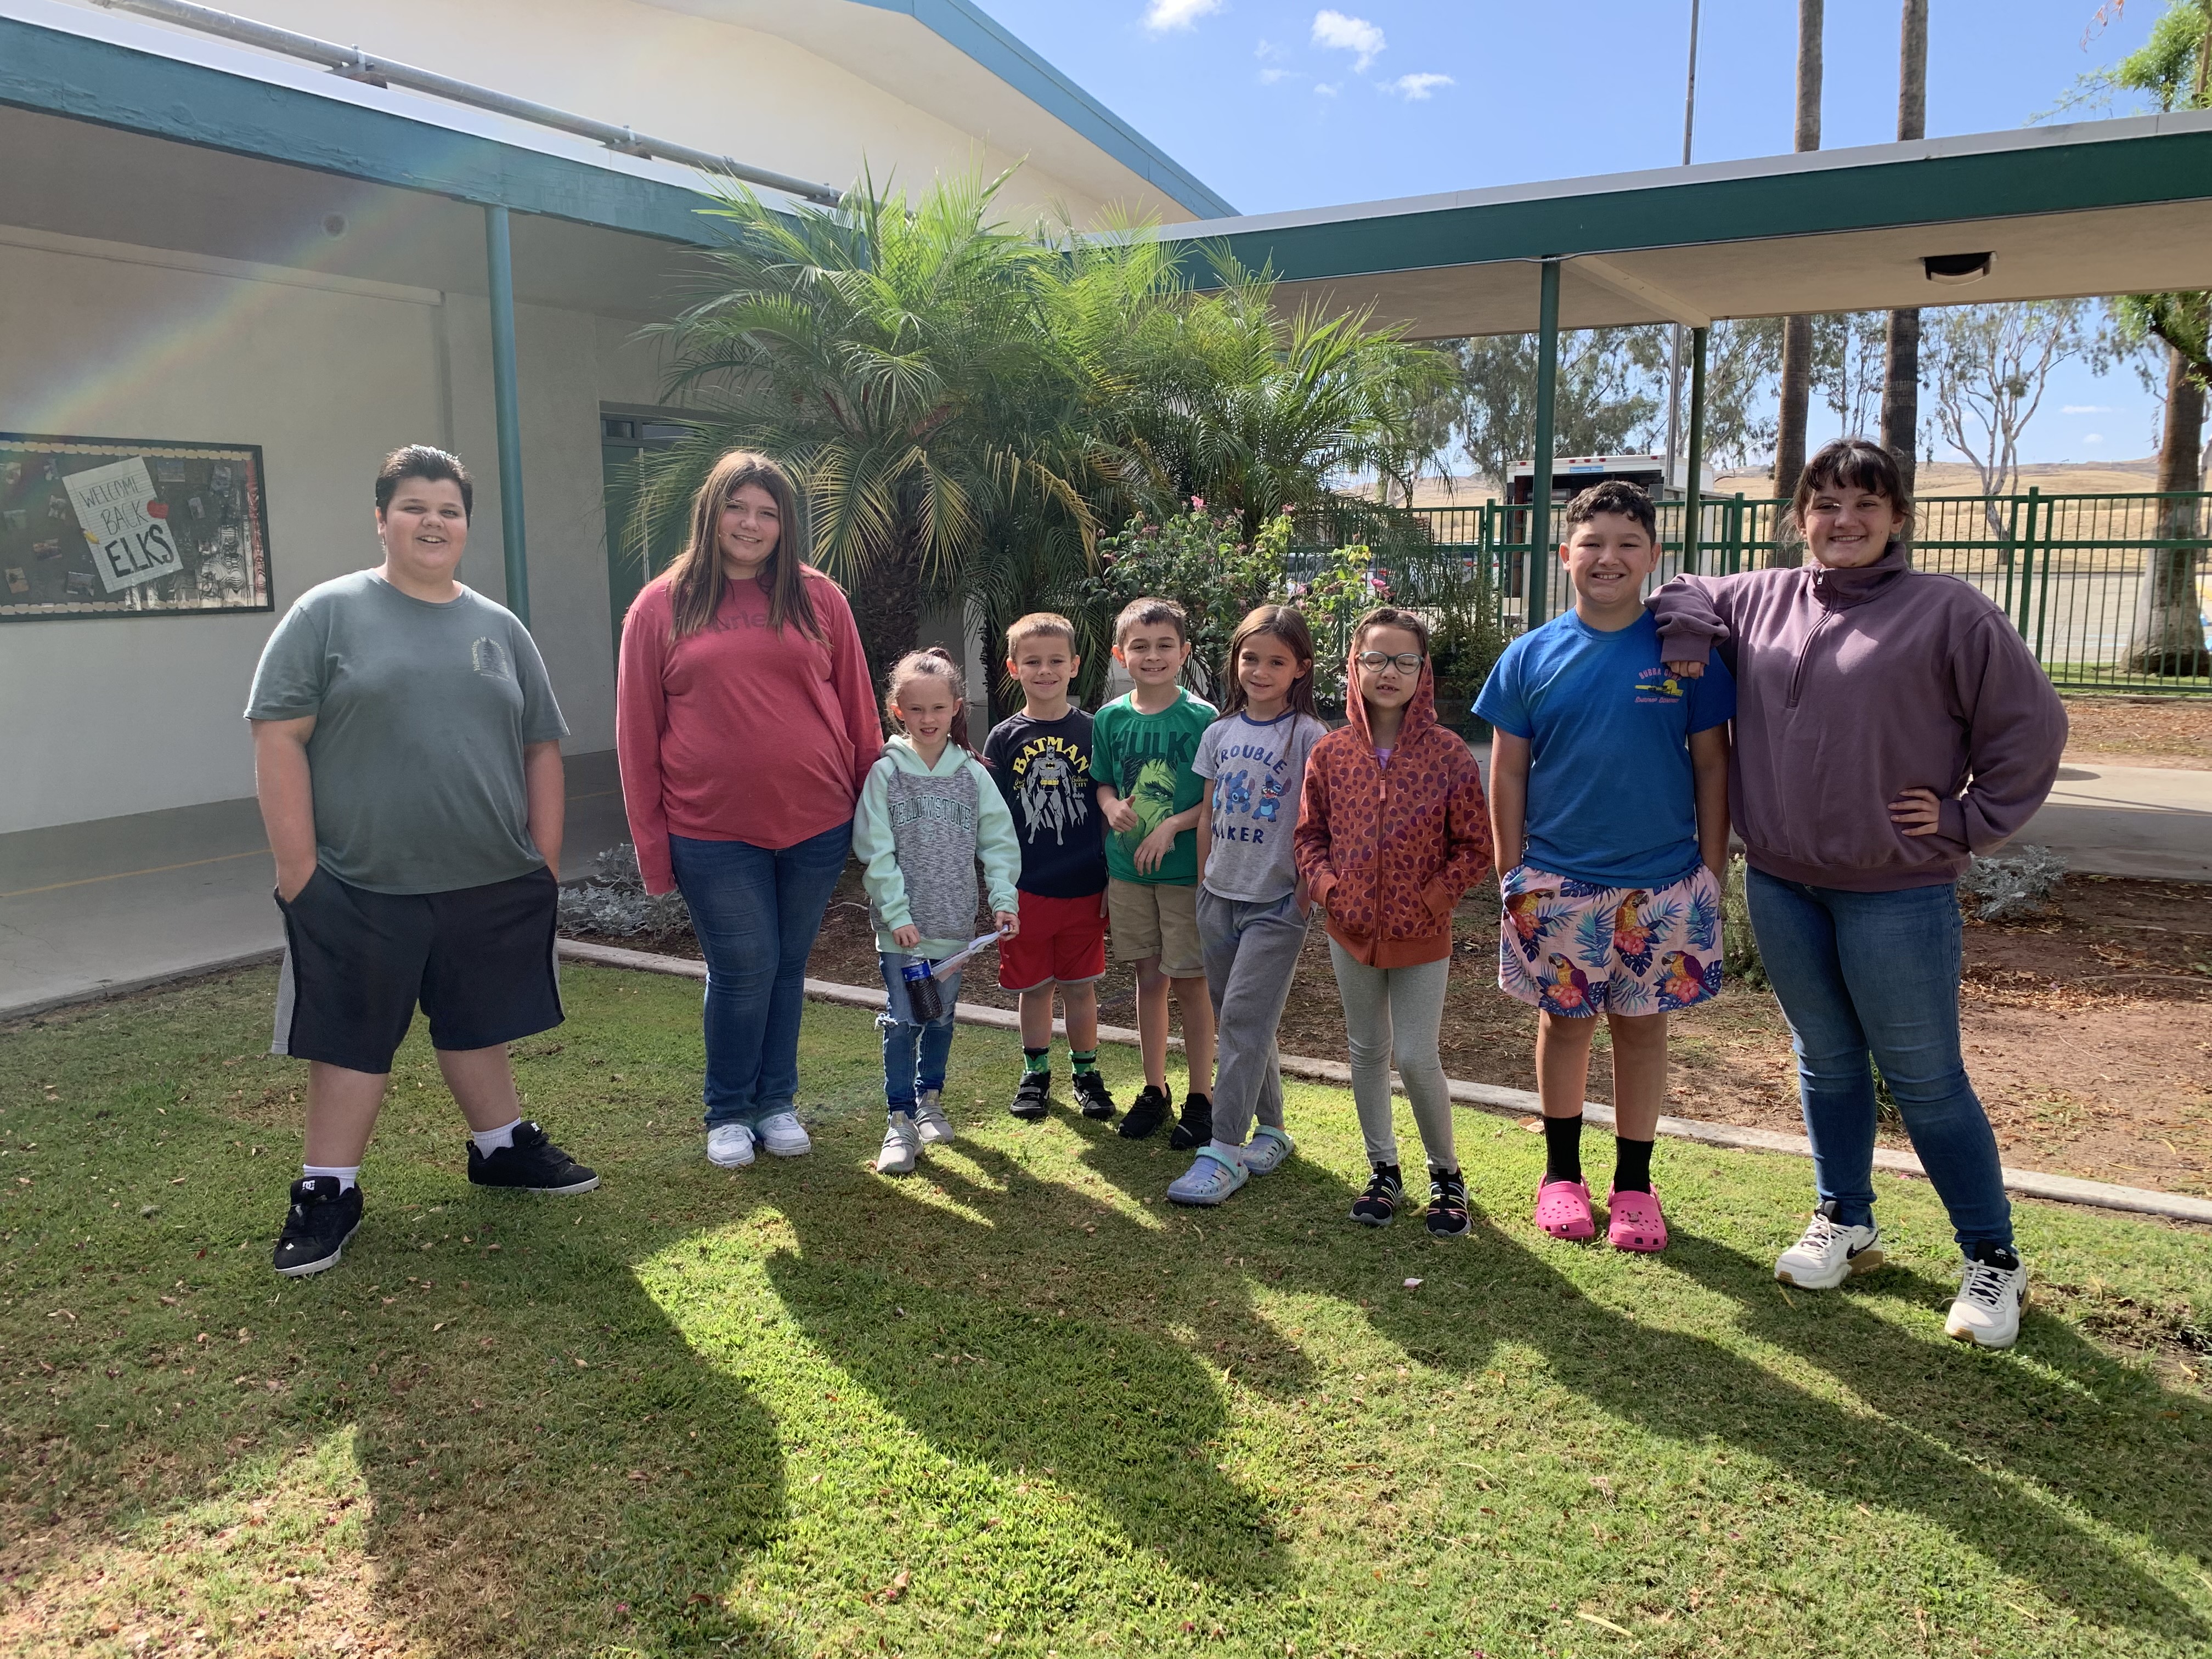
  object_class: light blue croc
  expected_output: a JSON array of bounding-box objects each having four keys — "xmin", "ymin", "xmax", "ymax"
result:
[
  {"xmin": 1242, "ymin": 1125, "xmax": 1295, "ymax": 1176},
  {"xmin": 1167, "ymin": 1146, "xmax": 1249, "ymax": 1207}
]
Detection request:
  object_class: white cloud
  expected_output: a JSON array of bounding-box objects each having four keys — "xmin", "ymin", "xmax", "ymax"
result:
[
  {"xmin": 1259, "ymin": 66, "xmax": 1300, "ymax": 83},
  {"xmin": 1143, "ymin": 0, "xmax": 1222, "ymax": 33},
  {"xmin": 1385, "ymin": 71, "xmax": 1454, "ymax": 99},
  {"xmin": 1312, "ymin": 9, "xmax": 1385, "ymax": 71},
  {"xmin": 2085, "ymin": 433, "xmax": 2106, "ymax": 445},
  {"xmin": 1314, "ymin": 81, "xmax": 1341, "ymax": 96},
  {"xmin": 2062, "ymin": 404, "xmax": 2115, "ymax": 415},
  {"xmin": 1255, "ymin": 36, "xmax": 1286, "ymax": 59}
]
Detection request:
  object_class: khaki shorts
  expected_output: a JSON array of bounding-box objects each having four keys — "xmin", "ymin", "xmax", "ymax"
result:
[{"xmin": 1107, "ymin": 877, "xmax": 1203, "ymax": 978}]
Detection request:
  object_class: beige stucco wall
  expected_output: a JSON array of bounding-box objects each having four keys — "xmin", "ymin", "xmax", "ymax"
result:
[{"xmin": 0, "ymin": 230, "xmax": 656, "ymax": 835}]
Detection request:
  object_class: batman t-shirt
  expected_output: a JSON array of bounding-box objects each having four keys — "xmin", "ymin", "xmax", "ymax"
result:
[{"xmin": 982, "ymin": 707, "xmax": 1106, "ymax": 899}]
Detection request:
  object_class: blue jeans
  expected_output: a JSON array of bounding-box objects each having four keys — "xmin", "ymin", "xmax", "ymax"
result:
[
  {"xmin": 878, "ymin": 952, "xmax": 963, "ymax": 1111},
  {"xmin": 1746, "ymin": 868, "xmax": 2012, "ymax": 1251},
  {"xmin": 669, "ymin": 823, "xmax": 851, "ymax": 1128}
]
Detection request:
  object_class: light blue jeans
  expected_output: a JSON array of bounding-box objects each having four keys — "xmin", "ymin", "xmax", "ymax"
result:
[
  {"xmin": 1745, "ymin": 868, "xmax": 2012, "ymax": 1251},
  {"xmin": 669, "ymin": 823, "xmax": 851, "ymax": 1129},
  {"xmin": 877, "ymin": 952, "xmax": 963, "ymax": 1112}
]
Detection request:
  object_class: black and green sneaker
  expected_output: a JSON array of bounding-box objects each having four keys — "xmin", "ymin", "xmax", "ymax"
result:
[
  {"xmin": 1009, "ymin": 1070, "xmax": 1052, "ymax": 1120},
  {"xmin": 1350, "ymin": 1163, "xmax": 1404, "ymax": 1228},
  {"xmin": 1072, "ymin": 1070, "xmax": 1117, "ymax": 1120},
  {"xmin": 272, "ymin": 1177, "xmax": 363, "ymax": 1277},
  {"xmin": 467, "ymin": 1122, "xmax": 599, "ymax": 1194}
]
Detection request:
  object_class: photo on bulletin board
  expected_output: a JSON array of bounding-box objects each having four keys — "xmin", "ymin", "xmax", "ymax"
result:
[{"xmin": 0, "ymin": 431, "xmax": 273, "ymax": 622}]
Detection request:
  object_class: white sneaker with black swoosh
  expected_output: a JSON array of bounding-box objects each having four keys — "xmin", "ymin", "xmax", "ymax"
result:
[
  {"xmin": 1775, "ymin": 1201, "xmax": 1884, "ymax": 1290},
  {"xmin": 1946, "ymin": 1245, "xmax": 2028, "ymax": 1350}
]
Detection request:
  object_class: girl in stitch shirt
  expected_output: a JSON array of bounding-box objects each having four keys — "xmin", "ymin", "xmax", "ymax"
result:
[{"xmin": 1294, "ymin": 607, "xmax": 1493, "ymax": 1235}]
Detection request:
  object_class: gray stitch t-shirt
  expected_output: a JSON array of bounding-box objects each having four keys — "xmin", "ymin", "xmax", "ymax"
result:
[
  {"xmin": 245, "ymin": 570, "xmax": 568, "ymax": 895},
  {"xmin": 1193, "ymin": 710, "xmax": 1328, "ymax": 902}
]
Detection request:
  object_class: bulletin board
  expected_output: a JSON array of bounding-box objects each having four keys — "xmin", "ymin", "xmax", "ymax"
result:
[{"xmin": 0, "ymin": 431, "xmax": 273, "ymax": 622}]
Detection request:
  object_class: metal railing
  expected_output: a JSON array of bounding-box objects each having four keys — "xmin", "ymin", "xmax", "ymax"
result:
[{"xmin": 1296, "ymin": 489, "xmax": 2212, "ymax": 695}]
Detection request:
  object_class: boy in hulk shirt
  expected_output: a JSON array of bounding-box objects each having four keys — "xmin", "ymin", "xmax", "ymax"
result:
[
  {"xmin": 1094, "ymin": 597, "xmax": 1218, "ymax": 1147},
  {"xmin": 1476, "ymin": 478, "xmax": 1734, "ymax": 1256}
]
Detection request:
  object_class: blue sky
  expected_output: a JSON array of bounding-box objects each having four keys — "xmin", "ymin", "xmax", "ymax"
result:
[{"xmin": 975, "ymin": 0, "xmax": 2179, "ymax": 467}]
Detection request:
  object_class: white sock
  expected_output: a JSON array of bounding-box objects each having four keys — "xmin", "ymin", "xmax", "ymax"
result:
[
  {"xmin": 302, "ymin": 1163, "xmax": 359, "ymax": 1193},
  {"xmin": 1209, "ymin": 1138, "xmax": 1245, "ymax": 1163},
  {"xmin": 470, "ymin": 1118, "xmax": 522, "ymax": 1156}
]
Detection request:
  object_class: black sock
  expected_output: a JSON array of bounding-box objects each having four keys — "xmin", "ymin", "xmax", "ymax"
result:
[
  {"xmin": 1612, "ymin": 1135, "xmax": 1655, "ymax": 1194},
  {"xmin": 1543, "ymin": 1113, "xmax": 1584, "ymax": 1186}
]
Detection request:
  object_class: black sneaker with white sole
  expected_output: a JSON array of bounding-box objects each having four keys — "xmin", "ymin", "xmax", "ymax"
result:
[
  {"xmin": 1072, "ymin": 1069, "xmax": 1117, "ymax": 1120},
  {"xmin": 1426, "ymin": 1167, "xmax": 1471, "ymax": 1237},
  {"xmin": 272, "ymin": 1177, "xmax": 363, "ymax": 1277},
  {"xmin": 1351, "ymin": 1163, "xmax": 1404, "ymax": 1227},
  {"xmin": 1009, "ymin": 1070, "xmax": 1052, "ymax": 1120},
  {"xmin": 467, "ymin": 1121, "xmax": 599, "ymax": 1193}
]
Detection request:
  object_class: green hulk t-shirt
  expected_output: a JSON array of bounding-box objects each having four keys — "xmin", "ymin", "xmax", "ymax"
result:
[{"xmin": 1092, "ymin": 685, "xmax": 1216, "ymax": 886}]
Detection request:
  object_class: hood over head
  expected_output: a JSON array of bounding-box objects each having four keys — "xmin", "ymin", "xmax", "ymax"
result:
[{"xmin": 1344, "ymin": 642, "xmax": 1440, "ymax": 751}]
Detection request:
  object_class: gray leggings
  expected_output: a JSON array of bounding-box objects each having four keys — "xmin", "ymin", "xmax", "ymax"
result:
[{"xmin": 1327, "ymin": 940, "xmax": 1457, "ymax": 1172}]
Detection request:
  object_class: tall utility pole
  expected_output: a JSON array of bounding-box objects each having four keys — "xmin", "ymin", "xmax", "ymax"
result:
[
  {"xmin": 1880, "ymin": 0, "xmax": 1929, "ymax": 494},
  {"xmin": 1662, "ymin": 0, "xmax": 1702, "ymax": 495},
  {"xmin": 1772, "ymin": 0, "xmax": 1822, "ymax": 536}
]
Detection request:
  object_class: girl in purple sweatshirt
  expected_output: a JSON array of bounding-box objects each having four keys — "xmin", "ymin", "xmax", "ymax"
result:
[{"xmin": 1649, "ymin": 438, "xmax": 2066, "ymax": 1352}]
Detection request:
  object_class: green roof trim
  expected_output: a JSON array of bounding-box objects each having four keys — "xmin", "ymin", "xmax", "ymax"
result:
[
  {"xmin": 0, "ymin": 14, "xmax": 719, "ymax": 245},
  {"xmin": 1161, "ymin": 120, "xmax": 2212, "ymax": 281},
  {"xmin": 850, "ymin": 0, "xmax": 1234, "ymax": 220}
]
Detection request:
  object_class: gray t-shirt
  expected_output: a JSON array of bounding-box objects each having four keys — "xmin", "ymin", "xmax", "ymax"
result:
[
  {"xmin": 1193, "ymin": 710, "xmax": 1329, "ymax": 902},
  {"xmin": 245, "ymin": 571, "xmax": 568, "ymax": 895}
]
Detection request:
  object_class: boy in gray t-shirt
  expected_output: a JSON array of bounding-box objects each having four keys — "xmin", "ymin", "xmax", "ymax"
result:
[{"xmin": 247, "ymin": 445, "xmax": 597, "ymax": 1280}]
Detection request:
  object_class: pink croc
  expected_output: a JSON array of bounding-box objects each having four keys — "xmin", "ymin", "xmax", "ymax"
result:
[
  {"xmin": 1607, "ymin": 1186, "xmax": 1669, "ymax": 1253},
  {"xmin": 1534, "ymin": 1178, "xmax": 1596, "ymax": 1242}
]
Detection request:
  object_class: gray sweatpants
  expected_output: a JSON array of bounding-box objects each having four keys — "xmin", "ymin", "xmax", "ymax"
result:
[
  {"xmin": 1326, "ymin": 940, "xmax": 1457, "ymax": 1171},
  {"xmin": 1197, "ymin": 888, "xmax": 1310, "ymax": 1147}
]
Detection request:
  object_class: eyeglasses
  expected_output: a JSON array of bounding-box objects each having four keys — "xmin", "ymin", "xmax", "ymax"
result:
[{"xmin": 1355, "ymin": 651, "xmax": 1423, "ymax": 673}]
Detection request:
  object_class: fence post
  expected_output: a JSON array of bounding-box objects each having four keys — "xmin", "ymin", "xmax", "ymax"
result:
[
  {"xmin": 2015, "ymin": 487, "xmax": 2039, "ymax": 642},
  {"xmin": 1683, "ymin": 324, "xmax": 1708, "ymax": 574}
]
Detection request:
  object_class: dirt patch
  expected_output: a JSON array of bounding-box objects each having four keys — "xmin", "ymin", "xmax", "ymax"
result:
[
  {"xmin": 2062, "ymin": 695, "xmax": 2212, "ymax": 770},
  {"xmin": 572, "ymin": 868, "xmax": 2212, "ymax": 1198}
]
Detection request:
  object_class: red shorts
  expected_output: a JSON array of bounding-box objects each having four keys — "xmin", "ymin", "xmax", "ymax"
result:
[{"xmin": 998, "ymin": 889, "xmax": 1108, "ymax": 992}]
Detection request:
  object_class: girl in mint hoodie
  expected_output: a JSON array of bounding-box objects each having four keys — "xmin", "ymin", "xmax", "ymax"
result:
[
  {"xmin": 853, "ymin": 648, "xmax": 1022, "ymax": 1176},
  {"xmin": 1650, "ymin": 438, "xmax": 2066, "ymax": 1351}
]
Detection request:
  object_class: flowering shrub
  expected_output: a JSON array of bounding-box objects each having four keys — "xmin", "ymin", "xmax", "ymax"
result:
[{"xmin": 1080, "ymin": 501, "xmax": 1294, "ymax": 703}]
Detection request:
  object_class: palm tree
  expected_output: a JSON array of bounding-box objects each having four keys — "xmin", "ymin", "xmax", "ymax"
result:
[
  {"xmin": 1879, "ymin": 0, "xmax": 1929, "ymax": 493},
  {"xmin": 635, "ymin": 170, "xmax": 1099, "ymax": 669},
  {"xmin": 1771, "ymin": 0, "xmax": 1824, "ymax": 552}
]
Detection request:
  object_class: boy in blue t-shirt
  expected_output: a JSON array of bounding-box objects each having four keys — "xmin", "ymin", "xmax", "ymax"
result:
[{"xmin": 1475, "ymin": 479, "xmax": 1734, "ymax": 1256}]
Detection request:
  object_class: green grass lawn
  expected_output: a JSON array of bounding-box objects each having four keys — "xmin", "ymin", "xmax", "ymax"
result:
[{"xmin": 2, "ymin": 964, "xmax": 2208, "ymax": 1659}]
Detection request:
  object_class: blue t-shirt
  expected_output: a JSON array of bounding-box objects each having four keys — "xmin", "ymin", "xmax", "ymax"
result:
[{"xmin": 1474, "ymin": 609, "xmax": 1735, "ymax": 887}]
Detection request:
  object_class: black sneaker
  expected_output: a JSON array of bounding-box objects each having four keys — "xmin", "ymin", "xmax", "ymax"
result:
[
  {"xmin": 1169, "ymin": 1092, "xmax": 1214, "ymax": 1151},
  {"xmin": 1072, "ymin": 1070, "xmax": 1117, "ymax": 1120},
  {"xmin": 1351, "ymin": 1163, "xmax": 1404, "ymax": 1228},
  {"xmin": 468, "ymin": 1122, "xmax": 599, "ymax": 1193},
  {"xmin": 1426, "ymin": 1167, "xmax": 1471, "ymax": 1238},
  {"xmin": 272, "ymin": 1177, "xmax": 363, "ymax": 1277},
  {"xmin": 1009, "ymin": 1070, "xmax": 1052, "ymax": 1120},
  {"xmin": 1119, "ymin": 1084, "xmax": 1172, "ymax": 1139}
]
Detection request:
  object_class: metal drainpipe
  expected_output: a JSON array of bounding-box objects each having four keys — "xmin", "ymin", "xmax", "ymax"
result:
[
  {"xmin": 1684, "ymin": 325, "xmax": 1709, "ymax": 574},
  {"xmin": 1528, "ymin": 258, "xmax": 1562, "ymax": 625},
  {"xmin": 484, "ymin": 205, "xmax": 529, "ymax": 626}
]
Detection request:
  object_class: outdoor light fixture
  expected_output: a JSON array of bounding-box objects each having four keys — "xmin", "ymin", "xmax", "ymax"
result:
[{"xmin": 1922, "ymin": 251, "xmax": 1994, "ymax": 285}]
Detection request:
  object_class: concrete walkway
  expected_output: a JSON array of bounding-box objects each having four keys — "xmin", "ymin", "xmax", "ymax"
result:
[
  {"xmin": 3, "ymin": 748, "xmax": 2205, "ymax": 1024},
  {"xmin": 0, "ymin": 751, "xmax": 629, "ymax": 1020}
]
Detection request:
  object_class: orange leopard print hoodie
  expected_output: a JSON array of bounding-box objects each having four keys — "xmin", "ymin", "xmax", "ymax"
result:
[{"xmin": 1293, "ymin": 653, "xmax": 1492, "ymax": 968}]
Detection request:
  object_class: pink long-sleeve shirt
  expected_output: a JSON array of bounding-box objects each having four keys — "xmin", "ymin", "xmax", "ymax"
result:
[{"xmin": 616, "ymin": 567, "xmax": 881, "ymax": 894}]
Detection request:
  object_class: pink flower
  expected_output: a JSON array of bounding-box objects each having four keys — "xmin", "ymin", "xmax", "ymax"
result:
[{"xmin": 1190, "ymin": 496, "xmax": 1205, "ymax": 510}]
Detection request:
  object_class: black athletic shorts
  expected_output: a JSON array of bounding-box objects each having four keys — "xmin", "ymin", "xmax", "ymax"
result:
[{"xmin": 272, "ymin": 865, "xmax": 563, "ymax": 1073}]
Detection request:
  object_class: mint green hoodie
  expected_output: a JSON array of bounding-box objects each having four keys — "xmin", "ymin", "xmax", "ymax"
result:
[{"xmin": 853, "ymin": 735, "xmax": 1022, "ymax": 958}]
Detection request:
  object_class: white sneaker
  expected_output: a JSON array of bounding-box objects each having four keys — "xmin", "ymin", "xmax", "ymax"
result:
[
  {"xmin": 706, "ymin": 1123, "xmax": 756, "ymax": 1168},
  {"xmin": 1946, "ymin": 1250, "xmax": 2028, "ymax": 1349},
  {"xmin": 1775, "ymin": 1203, "xmax": 1884, "ymax": 1290},
  {"xmin": 877, "ymin": 1114, "xmax": 921, "ymax": 1176},
  {"xmin": 914, "ymin": 1089, "xmax": 955, "ymax": 1146},
  {"xmin": 757, "ymin": 1111, "xmax": 812, "ymax": 1158}
]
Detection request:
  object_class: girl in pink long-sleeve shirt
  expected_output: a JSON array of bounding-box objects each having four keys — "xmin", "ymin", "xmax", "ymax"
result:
[{"xmin": 616, "ymin": 451, "xmax": 880, "ymax": 1170}]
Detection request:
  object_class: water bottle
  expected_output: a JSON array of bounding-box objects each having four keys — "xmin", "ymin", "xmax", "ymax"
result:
[{"xmin": 901, "ymin": 958, "xmax": 944, "ymax": 1022}]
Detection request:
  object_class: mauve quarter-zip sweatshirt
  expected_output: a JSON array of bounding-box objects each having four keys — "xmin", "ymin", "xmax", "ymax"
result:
[{"xmin": 1646, "ymin": 542, "xmax": 2067, "ymax": 893}]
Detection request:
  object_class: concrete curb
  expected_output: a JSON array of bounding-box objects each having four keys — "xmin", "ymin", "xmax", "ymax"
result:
[
  {"xmin": 0, "ymin": 947, "xmax": 285, "ymax": 1026},
  {"xmin": 556, "ymin": 939, "xmax": 2212, "ymax": 1229}
]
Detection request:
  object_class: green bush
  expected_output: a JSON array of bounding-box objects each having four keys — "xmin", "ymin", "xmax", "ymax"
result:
[
  {"xmin": 1293, "ymin": 543, "xmax": 1515, "ymax": 723},
  {"xmin": 1079, "ymin": 503, "xmax": 1294, "ymax": 704},
  {"xmin": 1721, "ymin": 854, "xmax": 1769, "ymax": 992}
]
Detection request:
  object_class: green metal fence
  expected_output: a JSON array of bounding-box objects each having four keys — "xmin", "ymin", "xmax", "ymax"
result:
[{"xmin": 1298, "ymin": 490, "xmax": 2212, "ymax": 696}]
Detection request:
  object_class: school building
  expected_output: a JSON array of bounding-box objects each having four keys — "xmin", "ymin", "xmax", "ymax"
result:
[{"xmin": 0, "ymin": 0, "xmax": 1229, "ymax": 838}]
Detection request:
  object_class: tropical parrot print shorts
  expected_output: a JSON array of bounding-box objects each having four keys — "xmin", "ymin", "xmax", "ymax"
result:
[{"xmin": 1497, "ymin": 861, "xmax": 1724, "ymax": 1018}]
